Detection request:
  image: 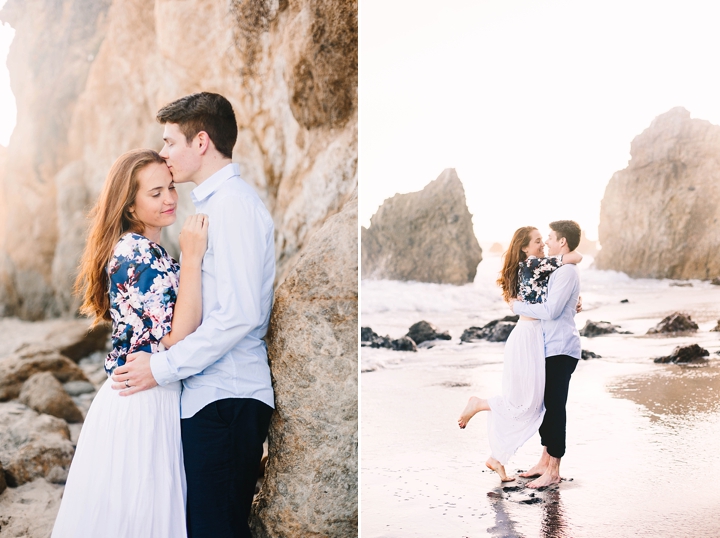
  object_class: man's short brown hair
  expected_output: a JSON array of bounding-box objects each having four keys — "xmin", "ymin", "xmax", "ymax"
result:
[
  {"xmin": 549, "ymin": 220, "xmax": 581, "ymax": 251},
  {"xmin": 156, "ymin": 92, "xmax": 238, "ymax": 159}
]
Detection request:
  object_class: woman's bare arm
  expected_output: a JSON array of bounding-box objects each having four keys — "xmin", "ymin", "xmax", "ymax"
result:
[
  {"xmin": 562, "ymin": 250, "xmax": 583, "ymax": 265},
  {"xmin": 161, "ymin": 214, "xmax": 208, "ymax": 347}
]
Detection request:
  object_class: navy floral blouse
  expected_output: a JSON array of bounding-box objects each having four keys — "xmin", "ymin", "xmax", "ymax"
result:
[
  {"xmin": 104, "ymin": 233, "xmax": 179, "ymax": 376},
  {"xmin": 518, "ymin": 255, "xmax": 563, "ymax": 304}
]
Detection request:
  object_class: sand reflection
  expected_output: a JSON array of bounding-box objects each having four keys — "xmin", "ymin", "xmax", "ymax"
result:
[
  {"xmin": 486, "ymin": 483, "xmax": 571, "ymax": 538},
  {"xmin": 608, "ymin": 362, "xmax": 720, "ymax": 420}
]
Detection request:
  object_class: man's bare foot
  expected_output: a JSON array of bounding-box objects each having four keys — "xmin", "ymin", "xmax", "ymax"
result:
[
  {"xmin": 526, "ymin": 469, "xmax": 561, "ymax": 489},
  {"xmin": 518, "ymin": 462, "xmax": 547, "ymax": 478},
  {"xmin": 486, "ymin": 457, "xmax": 515, "ymax": 482},
  {"xmin": 457, "ymin": 396, "xmax": 489, "ymax": 428}
]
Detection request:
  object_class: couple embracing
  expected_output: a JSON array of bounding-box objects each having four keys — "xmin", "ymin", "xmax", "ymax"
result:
[
  {"xmin": 459, "ymin": 220, "xmax": 583, "ymax": 489},
  {"xmin": 52, "ymin": 92, "xmax": 274, "ymax": 537}
]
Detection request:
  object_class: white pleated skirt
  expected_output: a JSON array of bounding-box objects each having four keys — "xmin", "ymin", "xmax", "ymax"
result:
[
  {"xmin": 51, "ymin": 378, "xmax": 187, "ymax": 538},
  {"xmin": 487, "ymin": 319, "xmax": 546, "ymax": 465}
]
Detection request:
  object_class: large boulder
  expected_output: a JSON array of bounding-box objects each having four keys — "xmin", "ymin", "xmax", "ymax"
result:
[
  {"xmin": 579, "ymin": 320, "xmax": 630, "ymax": 337},
  {"xmin": 0, "ymin": 347, "xmax": 89, "ymax": 401},
  {"xmin": 596, "ymin": 108, "xmax": 720, "ymax": 279},
  {"xmin": 0, "ymin": 478, "xmax": 64, "ymax": 537},
  {"xmin": 0, "ymin": 0, "xmax": 357, "ymax": 318},
  {"xmin": 250, "ymin": 198, "xmax": 357, "ymax": 537},
  {"xmin": 646, "ymin": 312, "xmax": 698, "ymax": 334},
  {"xmin": 406, "ymin": 321, "xmax": 451, "ymax": 345},
  {"xmin": 361, "ymin": 168, "xmax": 483, "ymax": 285},
  {"xmin": 19, "ymin": 373, "xmax": 84, "ymax": 423},
  {"xmin": 460, "ymin": 316, "xmax": 519, "ymax": 343},
  {"xmin": 0, "ymin": 401, "xmax": 75, "ymax": 487},
  {"xmin": 654, "ymin": 344, "xmax": 709, "ymax": 364}
]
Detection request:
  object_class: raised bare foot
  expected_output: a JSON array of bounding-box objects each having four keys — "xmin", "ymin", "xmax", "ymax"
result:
[
  {"xmin": 526, "ymin": 470, "xmax": 561, "ymax": 489},
  {"xmin": 457, "ymin": 396, "xmax": 489, "ymax": 428},
  {"xmin": 486, "ymin": 457, "xmax": 515, "ymax": 482}
]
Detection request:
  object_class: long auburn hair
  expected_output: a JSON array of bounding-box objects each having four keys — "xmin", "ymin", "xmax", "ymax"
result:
[
  {"xmin": 497, "ymin": 226, "xmax": 538, "ymax": 303},
  {"xmin": 75, "ymin": 149, "xmax": 166, "ymax": 326}
]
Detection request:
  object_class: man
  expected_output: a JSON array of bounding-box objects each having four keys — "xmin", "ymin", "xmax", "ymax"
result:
[
  {"xmin": 111, "ymin": 92, "xmax": 275, "ymax": 538},
  {"xmin": 510, "ymin": 220, "xmax": 582, "ymax": 489}
]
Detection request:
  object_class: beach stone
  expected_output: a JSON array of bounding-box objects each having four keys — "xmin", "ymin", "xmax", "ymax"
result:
[
  {"xmin": 711, "ymin": 321, "xmax": 720, "ymax": 332},
  {"xmin": 620, "ymin": 299, "xmax": 629, "ymax": 303},
  {"xmin": 647, "ymin": 312, "xmax": 699, "ymax": 334},
  {"xmin": 712, "ymin": 277, "xmax": 720, "ymax": 285},
  {"xmin": 581, "ymin": 350, "xmax": 601, "ymax": 359},
  {"xmin": 360, "ymin": 327, "xmax": 393, "ymax": 349},
  {"xmin": 460, "ymin": 316, "xmax": 519, "ymax": 343},
  {"xmin": 0, "ymin": 477, "xmax": 64, "ymax": 537},
  {"xmin": 62, "ymin": 380, "xmax": 96, "ymax": 396},
  {"xmin": 361, "ymin": 168, "xmax": 483, "ymax": 285},
  {"xmin": 251, "ymin": 199, "xmax": 357, "ymax": 537},
  {"xmin": 579, "ymin": 320, "xmax": 628, "ymax": 337},
  {"xmin": 0, "ymin": 401, "xmax": 74, "ymax": 487},
  {"xmin": 19, "ymin": 373, "xmax": 84, "ymax": 423},
  {"xmin": 0, "ymin": 346, "xmax": 89, "ymax": 401},
  {"xmin": 0, "ymin": 0, "xmax": 357, "ymax": 318},
  {"xmin": 406, "ymin": 321, "xmax": 451, "ymax": 345},
  {"xmin": 653, "ymin": 344, "xmax": 709, "ymax": 364},
  {"xmin": 0, "ymin": 459, "xmax": 6, "ymax": 494},
  {"xmin": 596, "ymin": 107, "xmax": 720, "ymax": 279},
  {"xmin": 42, "ymin": 320, "xmax": 110, "ymax": 361},
  {"xmin": 391, "ymin": 336, "xmax": 418, "ymax": 352}
]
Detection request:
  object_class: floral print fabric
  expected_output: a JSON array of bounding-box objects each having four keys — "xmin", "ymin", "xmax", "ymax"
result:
[
  {"xmin": 518, "ymin": 255, "xmax": 563, "ymax": 304},
  {"xmin": 104, "ymin": 233, "xmax": 179, "ymax": 376}
]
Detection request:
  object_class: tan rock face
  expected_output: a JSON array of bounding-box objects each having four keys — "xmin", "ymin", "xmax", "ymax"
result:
[
  {"xmin": 0, "ymin": 0, "xmax": 358, "ymax": 318},
  {"xmin": 250, "ymin": 198, "xmax": 358, "ymax": 537},
  {"xmin": 362, "ymin": 168, "xmax": 483, "ymax": 285},
  {"xmin": 0, "ymin": 347, "xmax": 89, "ymax": 401},
  {"xmin": 595, "ymin": 107, "xmax": 720, "ymax": 279},
  {"xmin": 19, "ymin": 372, "xmax": 84, "ymax": 423},
  {"xmin": 0, "ymin": 401, "xmax": 74, "ymax": 487}
]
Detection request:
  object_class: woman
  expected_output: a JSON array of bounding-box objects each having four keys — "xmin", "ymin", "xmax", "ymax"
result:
[
  {"xmin": 457, "ymin": 226, "xmax": 581, "ymax": 481},
  {"xmin": 52, "ymin": 149, "xmax": 208, "ymax": 537}
]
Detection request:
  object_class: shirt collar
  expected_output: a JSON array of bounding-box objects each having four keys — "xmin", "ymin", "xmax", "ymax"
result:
[{"xmin": 191, "ymin": 163, "xmax": 240, "ymax": 205}]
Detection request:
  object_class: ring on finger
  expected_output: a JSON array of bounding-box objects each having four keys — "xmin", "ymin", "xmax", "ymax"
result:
[{"xmin": 125, "ymin": 379, "xmax": 130, "ymax": 388}]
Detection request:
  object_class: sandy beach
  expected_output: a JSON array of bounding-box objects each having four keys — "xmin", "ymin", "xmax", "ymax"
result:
[{"xmin": 361, "ymin": 255, "xmax": 720, "ymax": 537}]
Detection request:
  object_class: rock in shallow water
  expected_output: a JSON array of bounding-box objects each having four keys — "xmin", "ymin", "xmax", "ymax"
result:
[
  {"xmin": 653, "ymin": 344, "xmax": 709, "ymax": 364},
  {"xmin": 392, "ymin": 336, "xmax": 418, "ymax": 352},
  {"xmin": 461, "ymin": 316, "xmax": 519, "ymax": 343},
  {"xmin": 581, "ymin": 350, "xmax": 601, "ymax": 359},
  {"xmin": 406, "ymin": 321, "xmax": 451, "ymax": 345},
  {"xmin": 579, "ymin": 320, "xmax": 631, "ymax": 337},
  {"xmin": 647, "ymin": 312, "xmax": 698, "ymax": 334},
  {"xmin": 361, "ymin": 168, "xmax": 483, "ymax": 285}
]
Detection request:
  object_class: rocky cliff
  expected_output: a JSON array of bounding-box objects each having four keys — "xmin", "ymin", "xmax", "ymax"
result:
[
  {"xmin": 595, "ymin": 107, "xmax": 720, "ymax": 279},
  {"xmin": 0, "ymin": 0, "xmax": 358, "ymax": 318},
  {"xmin": 361, "ymin": 168, "xmax": 482, "ymax": 285}
]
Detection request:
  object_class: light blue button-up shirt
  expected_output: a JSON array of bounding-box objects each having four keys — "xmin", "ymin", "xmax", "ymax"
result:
[
  {"xmin": 150, "ymin": 163, "xmax": 275, "ymax": 418},
  {"xmin": 512, "ymin": 264, "xmax": 581, "ymax": 360}
]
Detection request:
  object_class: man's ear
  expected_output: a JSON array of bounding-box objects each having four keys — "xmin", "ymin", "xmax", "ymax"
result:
[{"xmin": 195, "ymin": 131, "xmax": 211, "ymax": 156}]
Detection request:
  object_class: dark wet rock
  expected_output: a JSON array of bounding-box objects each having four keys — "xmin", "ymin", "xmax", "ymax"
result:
[
  {"xmin": 669, "ymin": 282, "xmax": 693, "ymax": 287},
  {"xmin": 579, "ymin": 320, "xmax": 631, "ymax": 337},
  {"xmin": 406, "ymin": 321, "xmax": 451, "ymax": 345},
  {"xmin": 19, "ymin": 373, "xmax": 84, "ymax": 423},
  {"xmin": 712, "ymin": 277, "xmax": 720, "ymax": 285},
  {"xmin": 460, "ymin": 316, "xmax": 519, "ymax": 343},
  {"xmin": 502, "ymin": 486, "xmax": 521, "ymax": 492},
  {"xmin": 647, "ymin": 312, "xmax": 698, "ymax": 334},
  {"xmin": 391, "ymin": 336, "xmax": 418, "ymax": 352},
  {"xmin": 581, "ymin": 350, "xmax": 601, "ymax": 359},
  {"xmin": 360, "ymin": 327, "xmax": 393, "ymax": 349},
  {"xmin": 0, "ymin": 460, "xmax": 6, "ymax": 494},
  {"xmin": 653, "ymin": 344, "xmax": 709, "ymax": 364},
  {"xmin": 520, "ymin": 497, "xmax": 543, "ymax": 504},
  {"xmin": 711, "ymin": 321, "xmax": 720, "ymax": 332},
  {"xmin": 620, "ymin": 299, "xmax": 629, "ymax": 303}
]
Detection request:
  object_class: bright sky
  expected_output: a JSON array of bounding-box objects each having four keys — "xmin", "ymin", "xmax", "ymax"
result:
[
  {"xmin": 0, "ymin": 0, "xmax": 15, "ymax": 148},
  {"xmin": 360, "ymin": 0, "xmax": 720, "ymax": 242}
]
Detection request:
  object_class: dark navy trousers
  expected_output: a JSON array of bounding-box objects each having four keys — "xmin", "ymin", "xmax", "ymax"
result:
[
  {"xmin": 181, "ymin": 398, "xmax": 273, "ymax": 538},
  {"xmin": 539, "ymin": 354, "xmax": 578, "ymax": 459}
]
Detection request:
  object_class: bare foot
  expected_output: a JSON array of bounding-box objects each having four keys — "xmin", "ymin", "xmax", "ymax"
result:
[
  {"xmin": 518, "ymin": 462, "xmax": 547, "ymax": 478},
  {"xmin": 526, "ymin": 470, "xmax": 561, "ymax": 489},
  {"xmin": 457, "ymin": 397, "xmax": 489, "ymax": 429},
  {"xmin": 486, "ymin": 457, "xmax": 515, "ymax": 482}
]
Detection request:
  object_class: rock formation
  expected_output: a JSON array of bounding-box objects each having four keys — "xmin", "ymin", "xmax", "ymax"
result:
[
  {"xmin": 0, "ymin": 0, "xmax": 358, "ymax": 319},
  {"xmin": 251, "ymin": 198, "xmax": 357, "ymax": 537},
  {"xmin": 579, "ymin": 320, "xmax": 631, "ymax": 337},
  {"xmin": 653, "ymin": 344, "xmax": 709, "ymax": 364},
  {"xmin": 595, "ymin": 107, "xmax": 720, "ymax": 279},
  {"xmin": 460, "ymin": 315, "xmax": 519, "ymax": 343},
  {"xmin": 647, "ymin": 312, "xmax": 698, "ymax": 335},
  {"xmin": 406, "ymin": 321, "xmax": 451, "ymax": 345},
  {"xmin": 19, "ymin": 372, "xmax": 84, "ymax": 423},
  {"xmin": 361, "ymin": 168, "xmax": 482, "ymax": 285}
]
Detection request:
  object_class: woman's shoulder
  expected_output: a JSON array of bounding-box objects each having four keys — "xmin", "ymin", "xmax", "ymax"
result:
[{"xmin": 112, "ymin": 233, "xmax": 165, "ymax": 261}]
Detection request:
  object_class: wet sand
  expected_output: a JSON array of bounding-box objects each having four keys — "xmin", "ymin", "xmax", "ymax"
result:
[{"xmin": 361, "ymin": 258, "xmax": 720, "ymax": 537}]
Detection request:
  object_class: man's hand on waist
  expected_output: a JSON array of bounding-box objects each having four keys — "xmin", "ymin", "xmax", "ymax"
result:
[{"xmin": 111, "ymin": 351, "xmax": 158, "ymax": 396}]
